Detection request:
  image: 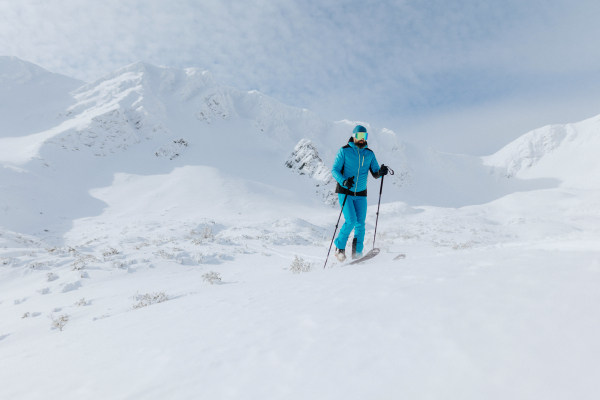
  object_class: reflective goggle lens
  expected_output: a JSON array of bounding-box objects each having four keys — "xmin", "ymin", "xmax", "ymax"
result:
[{"xmin": 354, "ymin": 131, "xmax": 368, "ymax": 141}]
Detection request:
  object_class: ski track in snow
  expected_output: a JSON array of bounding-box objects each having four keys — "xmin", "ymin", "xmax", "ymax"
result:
[{"xmin": 2, "ymin": 57, "xmax": 600, "ymax": 399}]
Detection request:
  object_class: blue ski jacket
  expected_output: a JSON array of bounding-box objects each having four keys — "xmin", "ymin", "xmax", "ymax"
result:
[{"xmin": 332, "ymin": 138, "xmax": 382, "ymax": 196}]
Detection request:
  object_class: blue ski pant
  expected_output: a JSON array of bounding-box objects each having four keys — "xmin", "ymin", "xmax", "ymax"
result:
[{"xmin": 334, "ymin": 193, "xmax": 367, "ymax": 253}]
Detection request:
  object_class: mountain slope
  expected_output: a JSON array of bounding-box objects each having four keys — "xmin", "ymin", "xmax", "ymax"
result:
[
  {"xmin": 483, "ymin": 113, "xmax": 600, "ymax": 189},
  {"xmin": 0, "ymin": 60, "xmax": 412, "ymax": 240},
  {"xmin": 0, "ymin": 56, "xmax": 83, "ymax": 137},
  {"xmin": 2, "ymin": 58, "xmax": 600, "ymax": 399}
]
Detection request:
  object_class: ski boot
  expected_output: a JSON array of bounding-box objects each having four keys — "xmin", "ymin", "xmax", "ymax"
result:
[
  {"xmin": 335, "ymin": 248, "xmax": 346, "ymax": 262},
  {"xmin": 352, "ymin": 238, "xmax": 363, "ymax": 260}
]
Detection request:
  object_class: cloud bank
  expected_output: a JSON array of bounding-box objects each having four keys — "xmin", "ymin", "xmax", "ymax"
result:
[{"xmin": 2, "ymin": 0, "xmax": 600, "ymax": 154}]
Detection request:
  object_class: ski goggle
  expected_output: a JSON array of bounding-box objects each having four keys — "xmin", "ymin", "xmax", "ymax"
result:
[{"xmin": 354, "ymin": 131, "xmax": 368, "ymax": 141}]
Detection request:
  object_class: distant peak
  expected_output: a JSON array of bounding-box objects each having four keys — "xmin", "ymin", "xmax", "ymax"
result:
[{"xmin": 0, "ymin": 56, "xmax": 83, "ymax": 86}]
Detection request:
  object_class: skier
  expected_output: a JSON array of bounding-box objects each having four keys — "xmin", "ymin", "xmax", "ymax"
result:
[{"xmin": 332, "ymin": 125, "xmax": 389, "ymax": 261}]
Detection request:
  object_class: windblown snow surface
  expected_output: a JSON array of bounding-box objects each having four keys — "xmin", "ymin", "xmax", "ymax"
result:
[{"xmin": 1, "ymin": 56, "xmax": 599, "ymax": 400}]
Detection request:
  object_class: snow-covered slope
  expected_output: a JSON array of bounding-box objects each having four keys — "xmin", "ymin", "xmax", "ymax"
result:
[
  {"xmin": 0, "ymin": 56, "xmax": 83, "ymax": 137},
  {"xmin": 2, "ymin": 58, "xmax": 600, "ymax": 399},
  {"xmin": 483, "ymin": 113, "xmax": 600, "ymax": 189},
  {"xmin": 0, "ymin": 60, "xmax": 411, "ymax": 239}
]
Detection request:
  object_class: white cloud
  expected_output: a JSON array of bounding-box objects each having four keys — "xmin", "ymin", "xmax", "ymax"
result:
[{"xmin": 2, "ymin": 0, "xmax": 600, "ymax": 154}]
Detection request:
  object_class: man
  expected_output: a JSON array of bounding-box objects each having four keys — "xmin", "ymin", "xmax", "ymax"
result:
[{"xmin": 331, "ymin": 125, "xmax": 388, "ymax": 261}]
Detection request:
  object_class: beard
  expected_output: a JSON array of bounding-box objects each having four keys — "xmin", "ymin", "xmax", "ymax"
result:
[{"xmin": 356, "ymin": 140, "xmax": 366, "ymax": 148}]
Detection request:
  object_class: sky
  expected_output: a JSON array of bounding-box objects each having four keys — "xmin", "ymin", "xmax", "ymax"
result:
[{"xmin": 1, "ymin": 0, "xmax": 600, "ymax": 155}]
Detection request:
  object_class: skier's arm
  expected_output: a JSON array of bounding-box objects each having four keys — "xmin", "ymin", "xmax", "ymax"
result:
[
  {"xmin": 331, "ymin": 148, "xmax": 346, "ymax": 185},
  {"xmin": 369, "ymin": 153, "xmax": 382, "ymax": 179}
]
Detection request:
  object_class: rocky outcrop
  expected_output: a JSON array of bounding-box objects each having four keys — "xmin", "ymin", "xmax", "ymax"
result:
[{"xmin": 285, "ymin": 139, "xmax": 337, "ymax": 206}]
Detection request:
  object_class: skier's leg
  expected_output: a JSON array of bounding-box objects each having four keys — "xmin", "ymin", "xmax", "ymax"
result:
[
  {"xmin": 334, "ymin": 194, "xmax": 357, "ymax": 250},
  {"xmin": 353, "ymin": 196, "xmax": 368, "ymax": 253}
]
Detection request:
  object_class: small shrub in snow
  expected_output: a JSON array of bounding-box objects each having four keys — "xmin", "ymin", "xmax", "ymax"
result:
[
  {"xmin": 1, "ymin": 257, "xmax": 14, "ymax": 266},
  {"xmin": 78, "ymin": 254, "xmax": 99, "ymax": 263},
  {"xmin": 194, "ymin": 253, "xmax": 204, "ymax": 264},
  {"xmin": 75, "ymin": 298, "xmax": 87, "ymax": 306},
  {"xmin": 28, "ymin": 262, "xmax": 44, "ymax": 269},
  {"xmin": 186, "ymin": 229, "xmax": 198, "ymax": 238},
  {"xmin": 50, "ymin": 314, "xmax": 69, "ymax": 331},
  {"xmin": 22, "ymin": 312, "xmax": 30, "ymax": 319},
  {"xmin": 452, "ymin": 241, "xmax": 477, "ymax": 250},
  {"xmin": 202, "ymin": 271, "xmax": 221, "ymax": 284},
  {"xmin": 112, "ymin": 261, "xmax": 126, "ymax": 269},
  {"xmin": 154, "ymin": 250, "xmax": 174, "ymax": 260},
  {"xmin": 101, "ymin": 247, "xmax": 119, "ymax": 257},
  {"xmin": 290, "ymin": 255, "xmax": 313, "ymax": 273},
  {"xmin": 201, "ymin": 226, "xmax": 214, "ymax": 240},
  {"xmin": 191, "ymin": 238, "xmax": 202, "ymax": 245},
  {"xmin": 132, "ymin": 292, "xmax": 168, "ymax": 309},
  {"xmin": 134, "ymin": 241, "xmax": 151, "ymax": 250},
  {"xmin": 46, "ymin": 247, "xmax": 68, "ymax": 255},
  {"xmin": 46, "ymin": 272, "xmax": 58, "ymax": 282},
  {"xmin": 70, "ymin": 259, "xmax": 86, "ymax": 271},
  {"xmin": 37, "ymin": 287, "xmax": 49, "ymax": 295}
]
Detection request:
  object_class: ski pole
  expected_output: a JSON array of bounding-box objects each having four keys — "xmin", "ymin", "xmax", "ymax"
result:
[
  {"xmin": 372, "ymin": 165, "xmax": 394, "ymax": 249},
  {"xmin": 323, "ymin": 192, "xmax": 350, "ymax": 269}
]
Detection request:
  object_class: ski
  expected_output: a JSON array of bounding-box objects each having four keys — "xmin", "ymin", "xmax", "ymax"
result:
[{"xmin": 346, "ymin": 248, "xmax": 380, "ymax": 265}]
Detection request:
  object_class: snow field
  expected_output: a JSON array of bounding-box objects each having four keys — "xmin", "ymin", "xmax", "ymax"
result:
[
  {"xmin": 2, "ymin": 56, "xmax": 600, "ymax": 399},
  {"xmin": 2, "ymin": 187, "xmax": 600, "ymax": 399}
]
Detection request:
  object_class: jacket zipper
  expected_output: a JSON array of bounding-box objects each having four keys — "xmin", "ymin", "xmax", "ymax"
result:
[{"xmin": 355, "ymin": 147, "xmax": 361, "ymax": 195}]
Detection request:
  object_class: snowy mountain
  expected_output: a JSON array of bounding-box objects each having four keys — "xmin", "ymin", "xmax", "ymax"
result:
[
  {"xmin": 2, "ymin": 57, "xmax": 600, "ymax": 399},
  {"xmin": 0, "ymin": 56, "xmax": 83, "ymax": 137},
  {"xmin": 483, "ymin": 113, "xmax": 600, "ymax": 189},
  {"xmin": 0, "ymin": 59, "xmax": 411, "ymax": 239}
]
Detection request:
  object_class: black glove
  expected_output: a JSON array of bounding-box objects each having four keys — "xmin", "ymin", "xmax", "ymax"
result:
[
  {"xmin": 342, "ymin": 176, "xmax": 355, "ymax": 190},
  {"xmin": 378, "ymin": 165, "xmax": 389, "ymax": 176}
]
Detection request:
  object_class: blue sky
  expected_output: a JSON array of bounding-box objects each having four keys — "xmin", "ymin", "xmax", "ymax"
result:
[{"xmin": 2, "ymin": 0, "xmax": 600, "ymax": 154}]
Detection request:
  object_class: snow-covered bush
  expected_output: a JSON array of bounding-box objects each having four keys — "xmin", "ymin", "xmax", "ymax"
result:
[
  {"xmin": 154, "ymin": 250, "xmax": 175, "ymax": 260},
  {"xmin": 132, "ymin": 292, "xmax": 168, "ymax": 309},
  {"xmin": 70, "ymin": 259, "xmax": 86, "ymax": 271},
  {"xmin": 290, "ymin": 255, "xmax": 313, "ymax": 273},
  {"xmin": 134, "ymin": 241, "xmax": 151, "ymax": 250},
  {"xmin": 1, "ymin": 257, "xmax": 14, "ymax": 266},
  {"xmin": 201, "ymin": 226, "xmax": 214, "ymax": 239},
  {"xmin": 50, "ymin": 314, "xmax": 69, "ymax": 331},
  {"xmin": 452, "ymin": 241, "xmax": 477, "ymax": 250},
  {"xmin": 202, "ymin": 271, "xmax": 221, "ymax": 284},
  {"xmin": 101, "ymin": 247, "xmax": 119, "ymax": 257},
  {"xmin": 112, "ymin": 261, "xmax": 126, "ymax": 269},
  {"xmin": 194, "ymin": 253, "xmax": 204, "ymax": 264},
  {"xmin": 28, "ymin": 262, "xmax": 44, "ymax": 269},
  {"xmin": 78, "ymin": 254, "xmax": 99, "ymax": 263},
  {"xmin": 37, "ymin": 287, "xmax": 49, "ymax": 295},
  {"xmin": 46, "ymin": 247, "xmax": 67, "ymax": 255},
  {"xmin": 46, "ymin": 272, "xmax": 58, "ymax": 282},
  {"xmin": 22, "ymin": 312, "xmax": 30, "ymax": 319},
  {"xmin": 75, "ymin": 298, "xmax": 87, "ymax": 306}
]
